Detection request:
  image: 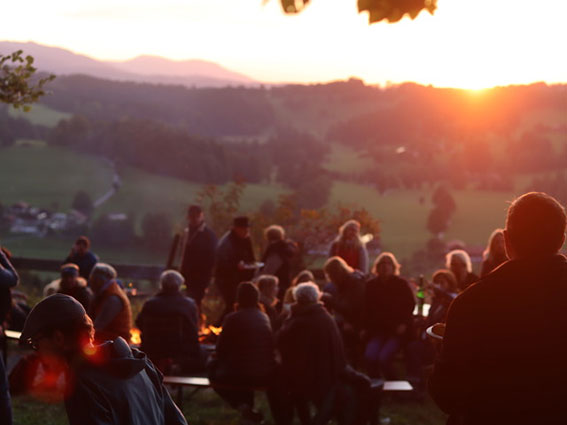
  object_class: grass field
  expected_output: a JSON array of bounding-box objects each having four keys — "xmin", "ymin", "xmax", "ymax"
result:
[
  {"xmin": 12, "ymin": 389, "xmax": 446, "ymax": 425},
  {"xmin": 8, "ymin": 104, "xmax": 71, "ymax": 128}
]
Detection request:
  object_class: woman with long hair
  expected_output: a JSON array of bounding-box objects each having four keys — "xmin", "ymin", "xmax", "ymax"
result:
[
  {"xmin": 329, "ymin": 220, "xmax": 369, "ymax": 274},
  {"xmin": 480, "ymin": 228, "xmax": 508, "ymax": 277}
]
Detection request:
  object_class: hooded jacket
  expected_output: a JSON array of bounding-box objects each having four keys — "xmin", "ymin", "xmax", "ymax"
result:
[{"xmin": 65, "ymin": 337, "xmax": 187, "ymax": 425}]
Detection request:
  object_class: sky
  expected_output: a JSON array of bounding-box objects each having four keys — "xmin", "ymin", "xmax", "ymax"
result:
[{"xmin": 2, "ymin": 0, "xmax": 566, "ymax": 89}]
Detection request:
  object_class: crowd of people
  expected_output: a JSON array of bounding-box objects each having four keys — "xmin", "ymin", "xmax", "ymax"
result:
[{"xmin": 0, "ymin": 191, "xmax": 565, "ymax": 425}]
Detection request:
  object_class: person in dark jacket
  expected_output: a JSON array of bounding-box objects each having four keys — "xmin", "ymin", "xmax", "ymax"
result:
[
  {"xmin": 208, "ymin": 282, "xmax": 276, "ymax": 423},
  {"xmin": 88, "ymin": 263, "xmax": 132, "ymax": 344},
  {"xmin": 55, "ymin": 263, "xmax": 93, "ymax": 311},
  {"xmin": 214, "ymin": 216, "xmax": 256, "ymax": 319},
  {"xmin": 136, "ymin": 270, "xmax": 205, "ymax": 374},
  {"xmin": 256, "ymin": 275, "xmax": 281, "ymax": 330},
  {"xmin": 363, "ymin": 252, "xmax": 415, "ymax": 379},
  {"xmin": 261, "ymin": 225, "xmax": 298, "ymax": 300},
  {"xmin": 177, "ymin": 205, "xmax": 218, "ymax": 308},
  {"xmin": 480, "ymin": 228, "xmax": 508, "ymax": 277},
  {"xmin": 429, "ymin": 192, "xmax": 567, "ymax": 425},
  {"xmin": 64, "ymin": 236, "xmax": 99, "ymax": 280},
  {"xmin": 0, "ymin": 247, "xmax": 18, "ymax": 425},
  {"xmin": 20, "ymin": 293, "xmax": 187, "ymax": 425},
  {"xmin": 445, "ymin": 249, "xmax": 478, "ymax": 291}
]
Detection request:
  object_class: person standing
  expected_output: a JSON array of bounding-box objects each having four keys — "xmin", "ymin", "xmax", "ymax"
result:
[
  {"xmin": 0, "ymin": 247, "xmax": 18, "ymax": 425},
  {"xmin": 261, "ymin": 225, "xmax": 298, "ymax": 300},
  {"xmin": 329, "ymin": 220, "xmax": 369, "ymax": 274},
  {"xmin": 215, "ymin": 216, "xmax": 256, "ymax": 318},
  {"xmin": 64, "ymin": 236, "xmax": 99, "ymax": 280},
  {"xmin": 177, "ymin": 205, "xmax": 217, "ymax": 308},
  {"xmin": 429, "ymin": 192, "xmax": 567, "ymax": 425},
  {"xmin": 480, "ymin": 228, "xmax": 508, "ymax": 277}
]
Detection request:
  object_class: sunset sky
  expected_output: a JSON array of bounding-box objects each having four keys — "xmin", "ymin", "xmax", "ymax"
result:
[{"xmin": 2, "ymin": 0, "xmax": 566, "ymax": 89}]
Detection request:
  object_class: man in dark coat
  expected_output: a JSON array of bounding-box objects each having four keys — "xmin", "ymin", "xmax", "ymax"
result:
[
  {"xmin": 261, "ymin": 225, "xmax": 298, "ymax": 300},
  {"xmin": 136, "ymin": 270, "xmax": 205, "ymax": 374},
  {"xmin": 64, "ymin": 236, "xmax": 99, "ymax": 280},
  {"xmin": 215, "ymin": 216, "xmax": 256, "ymax": 318},
  {"xmin": 0, "ymin": 247, "xmax": 18, "ymax": 425},
  {"xmin": 20, "ymin": 294, "xmax": 187, "ymax": 425},
  {"xmin": 178, "ymin": 205, "xmax": 217, "ymax": 308},
  {"xmin": 429, "ymin": 192, "xmax": 567, "ymax": 425}
]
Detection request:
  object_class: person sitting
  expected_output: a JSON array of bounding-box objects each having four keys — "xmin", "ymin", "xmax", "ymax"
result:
[
  {"xmin": 256, "ymin": 275, "xmax": 280, "ymax": 330},
  {"xmin": 136, "ymin": 270, "xmax": 205, "ymax": 374},
  {"xmin": 277, "ymin": 282, "xmax": 370, "ymax": 425},
  {"xmin": 429, "ymin": 192, "xmax": 567, "ymax": 425},
  {"xmin": 362, "ymin": 252, "xmax": 415, "ymax": 379},
  {"xmin": 261, "ymin": 225, "xmax": 298, "ymax": 300},
  {"xmin": 44, "ymin": 264, "xmax": 93, "ymax": 311},
  {"xmin": 63, "ymin": 236, "xmax": 99, "ymax": 280},
  {"xmin": 329, "ymin": 220, "xmax": 369, "ymax": 274},
  {"xmin": 446, "ymin": 249, "xmax": 478, "ymax": 291},
  {"xmin": 88, "ymin": 263, "xmax": 132, "ymax": 344},
  {"xmin": 282, "ymin": 269, "xmax": 314, "ymax": 313},
  {"xmin": 19, "ymin": 294, "xmax": 187, "ymax": 425},
  {"xmin": 208, "ymin": 282, "xmax": 276, "ymax": 423},
  {"xmin": 406, "ymin": 269, "xmax": 458, "ymax": 394},
  {"xmin": 480, "ymin": 228, "xmax": 508, "ymax": 277}
]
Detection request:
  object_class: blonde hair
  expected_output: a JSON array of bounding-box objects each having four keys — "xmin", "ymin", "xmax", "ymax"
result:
[
  {"xmin": 256, "ymin": 274, "xmax": 279, "ymax": 296},
  {"xmin": 324, "ymin": 256, "xmax": 354, "ymax": 284},
  {"xmin": 264, "ymin": 225, "xmax": 285, "ymax": 242},
  {"xmin": 373, "ymin": 252, "xmax": 401, "ymax": 276},
  {"xmin": 334, "ymin": 219, "xmax": 364, "ymax": 248},
  {"xmin": 432, "ymin": 269, "xmax": 459, "ymax": 293},
  {"xmin": 446, "ymin": 249, "xmax": 473, "ymax": 273},
  {"xmin": 483, "ymin": 228, "xmax": 505, "ymax": 261}
]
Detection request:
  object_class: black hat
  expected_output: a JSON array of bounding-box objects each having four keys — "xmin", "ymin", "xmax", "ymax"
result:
[
  {"xmin": 20, "ymin": 294, "xmax": 86, "ymax": 344},
  {"xmin": 233, "ymin": 216, "xmax": 250, "ymax": 228},
  {"xmin": 61, "ymin": 263, "xmax": 79, "ymax": 277}
]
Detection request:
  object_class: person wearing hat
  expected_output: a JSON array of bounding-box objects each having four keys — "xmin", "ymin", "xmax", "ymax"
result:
[
  {"xmin": 20, "ymin": 294, "xmax": 187, "ymax": 425},
  {"xmin": 63, "ymin": 236, "xmax": 99, "ymax": 281},
  {"xmin": 43, "ymin": 264, "xmax": 93, "ymax": 311},
  {"xmin": 208, "ymin": 282, "xmax": 276, "ymax": 423},
  {"xmin": 214, "ymin": 216, "xmax": 256, "ymax": 319},
  {"xmin": 176, "ymin": 205, "xmax": 218, "ymax": 308}
]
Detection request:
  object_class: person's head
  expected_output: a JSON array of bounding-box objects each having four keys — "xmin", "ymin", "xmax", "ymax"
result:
[
  {"xmin": 232, "ymin": 216, "xmax": 250, "ymax": 239},
  {"xmin": 74, "ymin": 236, "xmax": 90, "ymax": 256},
  {"xmin": 324, "ymin": 256, "xmax": 354, "ymax": 286},
  {"xmin": 373, "ymin": 252, "xmax": 401, "ymax": 278},
  {"xmin": 338, "ymin": 219, "xmax": 361, "ymax": 243},
  {"xmin": 235, "ymin": 281, "xmax": 260, "ymax": 310},
  {"xmin": 256, "ymin": 275, "xmax": 279, "ymax": 302},
  {"xmin": 291, "ymin": 270, "xmax": 315, "ymax": 288},
  {"xmin": 446, "ymin": 250, "xmax": 472, "ymax": 279},
  {"xmin": 504, "ymin": 192, "xmax": 566, "ymax": 259},
  {"xmin": 187, "ymin": 205, "xmax": 204, "ymax": 228},
  {"xmin": 293, "ymin": 282, "xmax": 321, "ymax": 306},
  {"xmin": 264, "ymin": 225, "xmax": 285, "ymax": 243},
  {"xmin": 483, "ymin": 228, "xmax": 506, "ymax": 260},
  {"xmin": 432, "ymin": 269, "xmax": 459, "ymax": 293},
  {"xmin": 88, "ymin": 263, "xmax": 117, "ymax": 294},
  {"xmin": 60, "ymin": 263, "xmax": 80, "ymax": 290},
  {"xmin": 159, "ymin": 270, "xmax": 184, "ymax": 294},
  {"xmin": 20, "ymin": 294, "xmax": 95, "ymax": 366}
]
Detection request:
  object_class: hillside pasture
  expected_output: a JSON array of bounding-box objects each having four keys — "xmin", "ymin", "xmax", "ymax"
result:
[{"xmin": 8, "ymin": 103, "xmax": 71, "ymax": 128}]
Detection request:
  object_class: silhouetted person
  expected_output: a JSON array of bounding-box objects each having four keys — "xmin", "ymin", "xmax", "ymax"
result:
[
  {"xmin": 362, "ymin": 253, "xmax": 415, "ymax": 379},
  {"xmin": 208, "ymin": 282, "xmax": 275, "ymax": 423},
  {"xmin": 429, "ymin": 192, "xmax": 567, "ymax": 425},
  {"xmin": 446, "ymin": 249, "xmax": 478, "ymax": 291},
  {"xmin": 19, "ymin": 294, "xmax": 187, "ymax": 425},
  {"xmin": 329, "ymin": 220, "xmax": 369, "ymax": 274},
  {"xmin": 261, "ymin": 225, "xmax": 298, "ymax": 300},
  {"xmin": 0, "ymin": 247, "xmax": 18, "ymax": 425},
  {"xmin": 215, "ymin": 216, "xmax": 256, "ymax": 319},
  {"xmin": 256, "ymin": 275, "xmax": 280, "ymax": 330},
  {"xmin": 136, "ymin": 270, "xmax": 205, "ymax": 374},
  {"xmin": 480, "ymin": 228, "xmax": 508, "ymax": 277},
  {"xmin": 177, "ymin": 205, "xmax": 218, "ymax": 308},
  {"xmin": 64, "ymin": 236, "xmax": 99, "ymax": 280},
  {"xmin": 88, "ymin": 263, "xmax": 132, "ymax": 344},
  {"xmin": 56, "ymin": 263, "xmax": 93, "ymax": 311}
]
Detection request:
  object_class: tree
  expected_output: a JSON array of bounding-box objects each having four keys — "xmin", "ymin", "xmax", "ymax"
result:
[
  {"xmin": 71, "ymin": 191, "xmax": 94, "ymax": 216},
  {"xmin": 0, "ymin": 50, "xmax": 55, "ymax": 110},
  {"xmin": 280, "ymin": 0, "xmax": 437, "ymax": 24}
]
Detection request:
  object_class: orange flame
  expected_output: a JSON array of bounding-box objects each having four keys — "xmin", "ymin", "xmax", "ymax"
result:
[{"xmin": 130, "ymin": 327, "xmax": 141, "ymax": 345}]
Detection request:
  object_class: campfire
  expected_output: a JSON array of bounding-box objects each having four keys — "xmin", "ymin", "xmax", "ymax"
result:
[
  {"xmin": 199, "ymin": 324, "xmax": 222, "ymax": 344},
  {"xmin": 130, "ymin": 327, "xmax": 141, "ymax": 346}
]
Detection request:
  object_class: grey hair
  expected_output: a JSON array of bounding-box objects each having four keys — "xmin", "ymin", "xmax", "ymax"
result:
[
  {"xmin": 160, "ymin": 270, "xmax": 185, "ymax": 291},
  {"xmin": 293, "ymin": 282, "xmax": 321, "ymax": 305},
  {"xmin": 90, "ymin": 263, "xmax": 117, "ymax": 281},
  {"xmin": 256, "ymin": 274, "xmax": 279, "ymax": 295},
  {"xmin": 446, "ymin": 249, "xmax": 473, "ymax": 273}
]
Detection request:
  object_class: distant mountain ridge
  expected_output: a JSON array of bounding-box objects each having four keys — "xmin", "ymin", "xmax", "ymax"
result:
[{"xmin": 0, "ymin": 41, "xmax": 258, "ymax": 87}]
